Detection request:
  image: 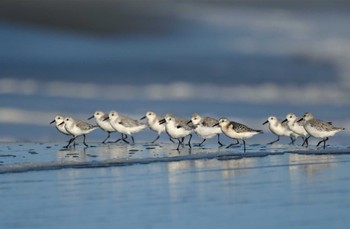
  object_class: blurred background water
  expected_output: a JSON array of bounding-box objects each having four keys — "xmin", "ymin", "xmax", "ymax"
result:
[{"xmin": 0, "ymin": 0, "xmax": 350, "ymax": 142}]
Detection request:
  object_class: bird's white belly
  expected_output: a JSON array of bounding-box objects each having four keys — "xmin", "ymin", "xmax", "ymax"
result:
[
  {"xmin": 166, "ymin": 125, "xmax": 191, "ymax": 139},
  {"xmin": 288, "ymin": 123, "xmax": 307, "ymax": 137},
  {"xmin": 195, "ymin": 126, "xmax": 221, "ymax": 139},
  {"xmin": 305, "ymin": 125, "xmax": 338, "ymax": 138},
  {"xmin": 97, "ymin": 120, "xmax": 115, "ymax": 132}
]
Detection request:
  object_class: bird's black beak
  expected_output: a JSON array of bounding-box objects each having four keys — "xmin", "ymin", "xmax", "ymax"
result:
[
  {"xmin": 103, "ymin": 117, "xmax": 109, "ymax": 121},
  {"xmin": 58, "ymin": 121, "xmax": 64, "ymax": 126},
  {"xmin": 49, "ymin": 120, "xmax": 55, "ymax": 124},
  {"xmin": 281, "ymin": 119, "xmax": 287, "ymax": 124},
  {"xmin": 213, "ymin": 123, "xmax": 219, "ymax": 127},
  {"xmin": 88, "ymin": 115, "xmax": 94, "ymax": 120},
  {"xmin": 159, "ymin": 119, "xmax": 166, "ymax": 125},
  {"xmin": 187, "ymin": 120, "xmax": 192, "ymax": 125},
  {"xmin": 262, "ymin": 120, "xmax": 268, "ymax": 125},
  {"xmin": 140, "ymin": 116, "xmax": 146, "ymax": 120},
  {"xmin": 297, "ymin": 118, "xmax": 303, "ymax": 123}
]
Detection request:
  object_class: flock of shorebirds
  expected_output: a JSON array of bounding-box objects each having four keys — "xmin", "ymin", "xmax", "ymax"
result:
[{"xmin": 50, "ymin": 111, "xmax": 345, "ymax": 152}]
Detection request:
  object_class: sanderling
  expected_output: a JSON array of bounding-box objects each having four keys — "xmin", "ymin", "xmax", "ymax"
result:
[
  {"xmin": 263, "ymin": 116, "xmax": 298, "ymax": 145},
  {"xmin": 297, "ymin": 112, "xmax": 345, "ymax": 149},
  {"xmin": 59, "ymin": 116, "xmax": 99, "ymax": 147},
  {"xmin": 159, "ymin": 113, "xmax": 193, "ymax": 150},
  {"xmin": 88, "ymin": 111, "xmax": 120, "ymax": 144},
  {"xmin": 140, "ymin": 111, "xmax": 167, "ymax": 143},
  {"xmin": 50, "ymin": 115, "xmax": 70, "ymax": 135},
  {"xmin": 282, "ymin": 113, "xmax": 309, "ymax": 146},
  {"xmin": 188, "ymin": 113, "xmax": 224, "ymax": 147},
  {"xmin": 105, "ymin": 111, "xmax": 147, "ymax": 144},
  {"xmin": 50, "ymin": 115, "xmax": 75, "ymax": 146},
  {"xmin": 214, "ymin": 117, "xmax": 262, "ymax": 152}
]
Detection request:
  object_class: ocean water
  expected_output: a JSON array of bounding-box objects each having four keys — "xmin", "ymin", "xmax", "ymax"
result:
[{"xmin": 1, "ymin": 142, "xmax": 350, "ymax": 228}]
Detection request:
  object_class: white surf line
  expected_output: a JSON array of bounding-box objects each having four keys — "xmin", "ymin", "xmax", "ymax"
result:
[
  {"xmin": 1, "ymin": 78, "xmax": 350, "ymax": 105},
  {"xmin": 0, "ymin": 107, "xmax": 86, "ymax": 126},
  {"xmin": 1, "ymin": 147, "xmax": 350, "ymax": 174}
]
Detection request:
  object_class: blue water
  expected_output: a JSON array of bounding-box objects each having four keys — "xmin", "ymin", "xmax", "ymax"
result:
[{"xmin": 1, "ymin": 143, "xmax": 350, "ymax": 228}]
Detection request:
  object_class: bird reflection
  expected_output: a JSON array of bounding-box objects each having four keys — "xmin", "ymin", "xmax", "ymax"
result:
[
  {"xmin": 56, "ymin": 147, "xmax": 88, "ymax": 162},
  {"xmin": 288, "ymin": 153, "xmax": 337, "ymax": 182}
]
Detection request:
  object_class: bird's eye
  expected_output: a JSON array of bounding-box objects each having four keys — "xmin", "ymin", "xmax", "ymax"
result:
[
  {"xmin": 289, "ymin": 116, "xmax": 292, "ymax": 118},
  {"xmin": 97, "ymin": 113, "xmax": 99, "ymax": 115},
  {"xmin": 57, "ymin": 117, "xmax": 61, "ymax": 119}
]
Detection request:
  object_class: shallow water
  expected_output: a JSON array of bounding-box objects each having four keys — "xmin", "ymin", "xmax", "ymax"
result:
[{"xmin": 1, "ymin": 142, "xmax": 350, "ymax": 228}]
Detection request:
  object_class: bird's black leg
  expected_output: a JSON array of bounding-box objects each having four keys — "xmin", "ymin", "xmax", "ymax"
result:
[
  {"xmin": 187, "ymin": 134, "xmax": 192, "ymax": 148},
  {"xmin": 131, "ymin": 136, "xmax": 135, "ymax": 144},
  {"xmin": 268, "ymin": 136, "xmax": 280, "ymax": 145},
  {"xmin": 151, "ymin": 135, "xmax": 160, "ymax": 144},
  {"xmin": 196, "ymin": 139, "xmax": 206, "ymax": 147},
  {"xmin": 316, "ymin": 139, "xmax": 323, "ymax": 147},
  {"xmin": 102, "ymin": 132, "xmax": 111, "ymax": 144},
  {"xmin": 176, "ymin": 139, "xmax": 181, "ymax": 150},
  {"xmin": 83, "ymin": 134, "xmax": 88, "ymax": 147},
  {"xmin": 302, "ymin": 136, "xmax": 310, "ymax": 147},
  {"xmin": 180, "ymin": 137, "xmax": 185, "ymax": 145},
  {"xmin": 289, "ymin": 136, "xmax": 295, "ymax": 145},
  {"xmin": 226, "ymin": 139, "xmax": 240, "ymax": 149},
  {"xmin": 323, "ymin": 137, "xmax": 329, "ymax": 149},
  {"xmin": 317, "ymin": 137, "xmax": 328, "ymax": 149},
  {"xmin": 122, "ymin": 134, "xmax": 129, "ymax": 144},
  {"xmin": 243, "ymin": 140, "xmax": 246, "ymax": 152},
  {"xmin": 217, "ymin": 134, "xmax": 224, "ymax": 147},
  {"xmin": 64, "ymin": 137, "xmax": 75, "ymax": 148}
]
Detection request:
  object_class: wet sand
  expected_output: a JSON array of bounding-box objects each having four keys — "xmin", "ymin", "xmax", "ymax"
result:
[{"xmin": 1, "ymin": 142, "xmax": 350, "ymax": 228}]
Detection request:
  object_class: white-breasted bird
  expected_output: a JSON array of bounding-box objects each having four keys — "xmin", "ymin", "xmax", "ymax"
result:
[
  {"xmin": 188, "ymin": 113, "xmax": 224, "ymax": 147},
  {"xmin": 214, "ymin": 117, "xmax": 263, "ymax": 152},
  {"xmin": 297, "ymin": 112, "xmax": 345, "ymax": 149},
  {"xmin": 159, "ymin": 113, "xmax": 193, "ymax": 150},
  {"xmin": 282, "ymin": 113, "xmax": 309, "ymax": 146},
  {"xmin": 105, "ymin": 111, "xmax": 147, "ymax": 144},
  {"xmin": 88, "ymin": 111, "xmax": 119, "ymax": 144},
  {"xmin": 50, "ymin": 115, "xmax": 75, "ymax": 147},
  {"xmin": 140, "ymin": 111, "xmax": 167, "ymax": 143},
  {"xmin": 59, "ymin": 116, "xmax": 98, "ymax": 148},
  {"xmin": 263, "ymin": 116, "xmax": 298, "ymax": 145}
]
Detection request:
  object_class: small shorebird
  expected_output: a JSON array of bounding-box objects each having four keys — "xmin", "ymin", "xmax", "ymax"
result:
[
  {"xmin": 188, "ymin": 113, "xmax": 224, "ymax": 147},
  {"xmin": 159, "ymin": 113, "xmax": 193, "ymax": 150},
  {"xmin": 297, "ymin": 112, "xmax": 345, "ymax": 149},
  {"xmin": 105, "ymin": 111, "xmax": 147, "ymax": 144},
  {"xmin": 50, "ymin": 115, "xmax": 70, "ymax": 136},
  {"xmin": 59, "ymin": 116, "xmax": 98, "ymax": 148},
  {"xmin": 141, "ymin": 111, "xmax": 167, "ymax": 143},
  {"xmin": 282, "ymin": 113, "xmax": 309, "ymax": 146},
  {"xmin": 263, "ymin": 116, "xmax": 298, "ymax": 145},
  {"xmin": 214, "ymin": 117, "xmax": 263, "ymax": 152},
  {"xmin": 50, "ymin": 115, "xmax": 75, "ymax": 146},
  {"xmin": 88, "ymin": 111, "xmax": 119, "ymax": 144}
]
